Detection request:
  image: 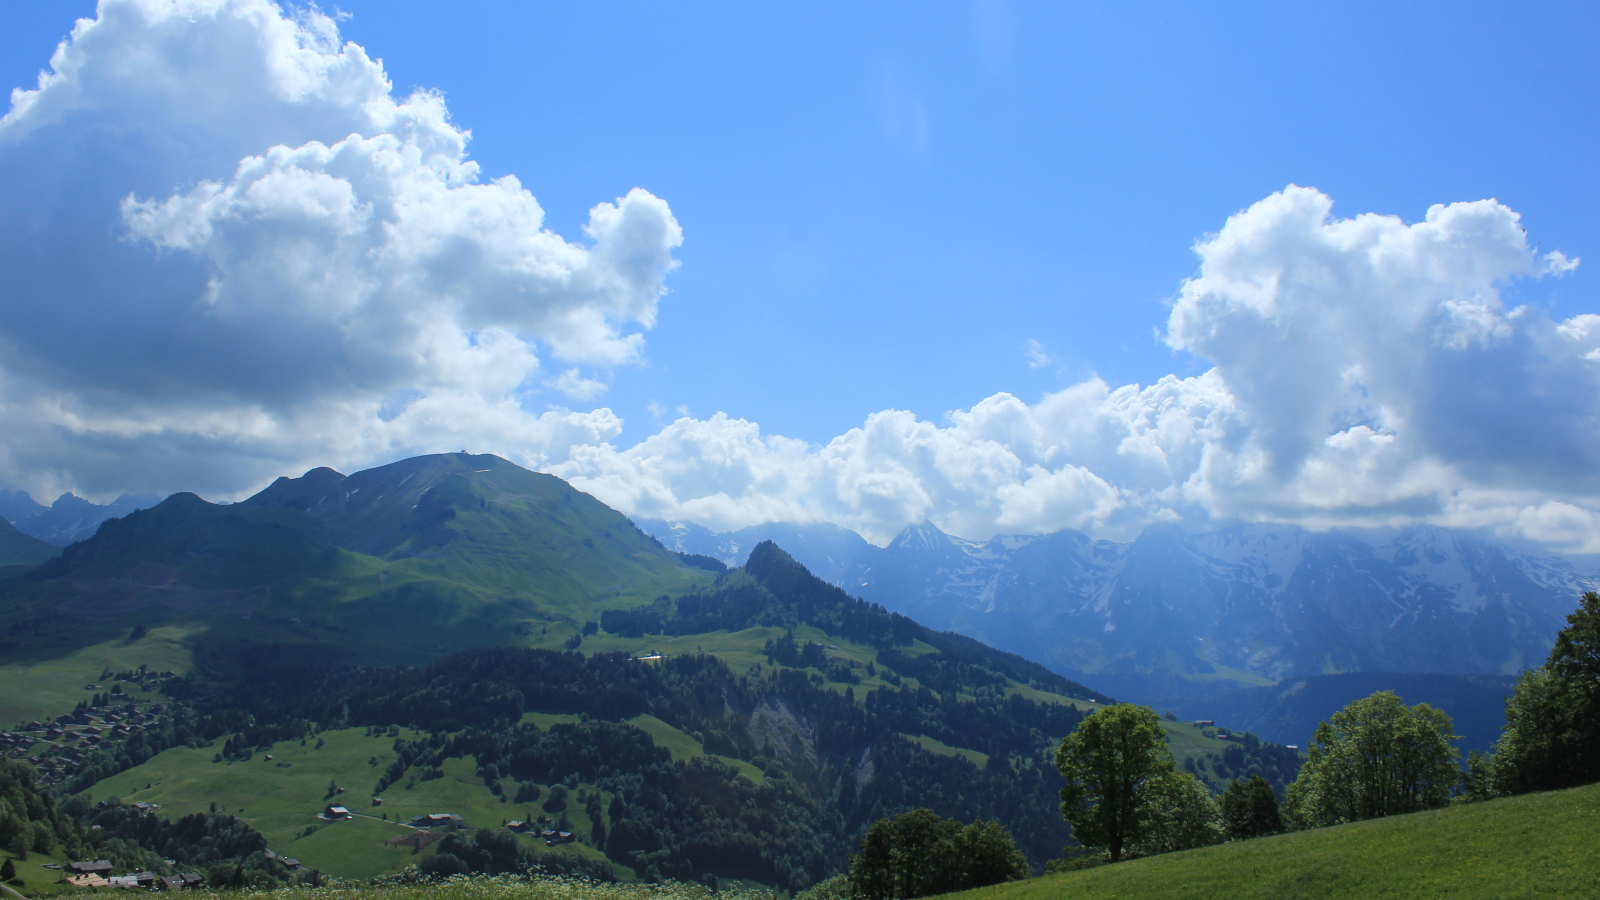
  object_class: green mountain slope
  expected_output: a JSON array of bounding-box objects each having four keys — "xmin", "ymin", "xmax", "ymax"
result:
[
  {"xmin": 0, "ymin": 511, "xmax": 59, "ymax": 566},
  {"xmin": 0, "ymin": 454, "xmax": 716, "ymax": 720},
  {"xmin": 948, "ymin": 782, "xmax": 1600, "ymax": 900},
  {"xmin": 240, "ymin": 453, "xmax": 691, "ymax": 608}
]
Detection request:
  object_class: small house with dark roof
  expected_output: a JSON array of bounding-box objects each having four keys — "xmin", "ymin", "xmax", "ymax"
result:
[{"xmin": 411, "ymin": 813, "xmax": 464, "ymax": 827}]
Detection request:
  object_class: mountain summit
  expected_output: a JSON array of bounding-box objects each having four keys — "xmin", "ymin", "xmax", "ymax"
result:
[{"xmin": 11, "ymin": 453, "xmax": 714, "ymax": 670}]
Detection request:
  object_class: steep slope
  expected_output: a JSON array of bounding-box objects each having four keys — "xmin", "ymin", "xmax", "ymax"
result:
[
  {"xmin": 0, "ymin": 454, "xmax": 716, "ymax": 675},
  {"xmin": 244, "ymin": 453, "xmax": 699, "ymax": 610},
  {"xmin": 0, "ymin": 513, "xmax": 60, "ymax": 566}
]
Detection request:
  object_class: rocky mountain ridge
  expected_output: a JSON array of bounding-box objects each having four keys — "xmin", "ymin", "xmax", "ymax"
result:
[
  {"xmin": 0, "ymin": 487, "xmax": 162, "ymax": 546},
  {"xmin": 637, "ymin": 517, "xmax": 1595, "ymax": 704}
]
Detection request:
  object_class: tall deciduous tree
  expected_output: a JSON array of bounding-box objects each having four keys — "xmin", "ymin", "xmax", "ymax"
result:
[
  {"xmin": 1128, "ymin": 772, "xmax": 1223, "ymax": 856},
  {"xmin": 1282, "ymin": 691, "xmax": 1459, "ymax": 828},
  {"xmin": 1221, "ymin": 775, "xmax": 1283, "ymax": 839},
  {"xmin": 1487, "ymin": 591, "xmax": 1600, "ymax": 794},
  {"xmin": 1054, "ymin": 704, "xmax": 1173, "ymax": 862}
]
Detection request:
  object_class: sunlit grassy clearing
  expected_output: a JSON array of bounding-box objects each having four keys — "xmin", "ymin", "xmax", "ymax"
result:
[
  {"xmin": 87, "ymin": 727, "xmax": 616, "ymax": 882},
  {"xmin": 0, "ymin": 622, "xmax": 197, "ymax": 726}
]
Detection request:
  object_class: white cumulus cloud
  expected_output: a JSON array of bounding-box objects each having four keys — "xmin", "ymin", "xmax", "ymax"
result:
[
  {"xmin": 0, "ymin": 0, "xmax": 678, "ymax": 498},
  {"xmin": 547, "ymin": 369, "xmax": 610, "ymax": 401},
  {"xmin": 553, "ymin": 187, "xmax": 1600, "ymax": 552}
]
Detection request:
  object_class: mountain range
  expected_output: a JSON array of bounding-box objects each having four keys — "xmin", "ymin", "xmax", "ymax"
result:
[
  {"xmin": 3, "ymin": 453, "xmax": 714, "ymax": 677},
  {"xmin": 0, "ymin": 486, "xmax": 162, "ymax": 546},
  {"xmin": 637, "ymin": 518, "xmax": 1595, "ymax": 706},
  {"xmin": 4, "ymin": 451, "xmax": 1581, "ymax": 751},
  {"xmin": 2, "ymin": 453, "xmax": 1262, "ymax": 886}
]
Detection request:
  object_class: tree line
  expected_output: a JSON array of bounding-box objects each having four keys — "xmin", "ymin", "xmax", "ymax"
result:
[{"xmin": 1034, "ymin": 589, "xmax": 1600, "ymax": 869}]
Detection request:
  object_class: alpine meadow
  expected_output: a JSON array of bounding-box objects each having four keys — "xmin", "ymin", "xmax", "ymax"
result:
[{"xmin": 2, "ymin": 3, "xmax": 1599, "ymax": 900}]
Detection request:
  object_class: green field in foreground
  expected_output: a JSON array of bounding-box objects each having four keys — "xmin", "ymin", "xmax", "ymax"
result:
[
  {"xmin": 39, "ymin": 877, "xmax": 778, "ymax": 900},
  {"xmin": 949, "ymin": 781, "xmax": 1600, "ymax": 900}
]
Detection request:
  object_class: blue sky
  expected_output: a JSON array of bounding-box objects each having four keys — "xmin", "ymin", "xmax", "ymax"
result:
[
  {"xmin": 284, "ymin": 0, "xmax": 1600, "ymax": 442},
  {"xmin": 2, "ymin": 1, "xmax": 1599, "ymax": 548}
]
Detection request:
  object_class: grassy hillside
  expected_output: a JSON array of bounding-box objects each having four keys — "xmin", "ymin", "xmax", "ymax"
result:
[
  {"xmin": 239, "ymin": 453, "xmax": 700, "ymax": 619},
  {"xmin": 54, "ymin": 879, "xmax": 780, "ymax": 900},
  {"xmin": 87, "ymin": 725, "xmax": 618, "ymax": 882},
  {"xmin": 0, "ymin": 620, "xmax": 198, "ymax": 725},
  {"xmin": 0, "ymin": 454, "xmax": 718, "ymax": 712},
  {"xmin": 948, "ymin": 782, "xmax": 1600, "ymax": 900}
]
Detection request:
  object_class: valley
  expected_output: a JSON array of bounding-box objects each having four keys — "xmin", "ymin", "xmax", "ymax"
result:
[{"xmin": 0, "ymin": 452, "xmax": 1578, "ymax": 894}]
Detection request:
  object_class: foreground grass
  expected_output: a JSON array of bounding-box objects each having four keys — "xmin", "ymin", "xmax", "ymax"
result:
[
  {"xmin": 48, "ymin": 876, "xmax": 780, "ymax": 900},
  {"xmin": 951, "ymin": 781, "xmax": 1600, "ymax": 900}
]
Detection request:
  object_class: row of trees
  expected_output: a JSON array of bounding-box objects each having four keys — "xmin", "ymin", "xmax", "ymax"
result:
[
  {"xmin": 1471, "ymin": 591, "xmax": 1600, "ymax": 797},
  {"xmin": 1043, "ymin": 589, "xmax": 1600, "ymax": 866},
  {"xmin": 846, "ymin": 809, "xmax": 1029, "ymax": 900}
]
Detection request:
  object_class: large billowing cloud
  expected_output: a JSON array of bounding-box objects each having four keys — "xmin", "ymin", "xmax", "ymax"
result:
[
  {"xmin": 552, "ymin": 187, "xmax": 1597, "ymax": 551},
  {"xmin": 0, "ymin": 0, "xmax": 677, "ymax": 499},
  {"xmin": 2, "ymin": 4, "xmax": 1595, "ymax": 553}
]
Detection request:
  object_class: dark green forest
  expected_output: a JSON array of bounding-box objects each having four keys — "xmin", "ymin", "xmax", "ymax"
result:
[{"xmin": 185, "ymin": 638, "xmax": 1085, "ymax": 888}]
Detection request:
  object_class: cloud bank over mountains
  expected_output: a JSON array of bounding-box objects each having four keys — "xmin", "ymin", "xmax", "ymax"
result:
[
  {"xmin": 0, "ymin": 0, "xmax": 674, "ymax": 500},
  {"xmin": 556, "ymin": 190, "xmax": 1595, "ymax": 550},
  {"xmin": 1, "ymin": 1, "xmax": 1597, "ymax": 552}
]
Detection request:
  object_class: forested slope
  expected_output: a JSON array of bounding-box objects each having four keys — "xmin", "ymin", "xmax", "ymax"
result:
[{"xmin": 94, "ymin": 542, "xmax": 1295, "ymax": 890}]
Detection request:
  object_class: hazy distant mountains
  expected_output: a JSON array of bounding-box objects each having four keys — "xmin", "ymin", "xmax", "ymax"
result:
[
  {"xmin": 0, "ymin": 487, "xmax": 161, "ymax": 546},
  {"xmin": 637, "ymin": 518, "xmax": 1595, "ymax": 705}
]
